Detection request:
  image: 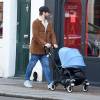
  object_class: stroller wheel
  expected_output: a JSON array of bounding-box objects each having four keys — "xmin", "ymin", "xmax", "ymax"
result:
[
  {"xmin": 52, "ymin": 84, "xmax": 56, "ymax": 91},
  {"xmin": 83, "ymin": 85, "xmax": 88, "ymax": 92},
  {"xmin": 84, "ymin": 80, "xmax": 90, "ymax": 86},
  {"xmin": 53, "ymin": 85, "xmax": 56, "ymax": 90},
  {"xmin": 66, "ymin": 85, "xmax": 73, "ymax": 93}
]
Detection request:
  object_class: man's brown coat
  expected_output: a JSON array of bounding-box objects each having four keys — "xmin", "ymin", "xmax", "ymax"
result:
[{"xmin": 30, "ymin": 19, "xmax": 57, "ymax": 54}]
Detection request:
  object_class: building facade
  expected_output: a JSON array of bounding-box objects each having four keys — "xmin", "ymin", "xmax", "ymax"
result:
[
  {"xmin": 45, "ymin": 0, "xmax": 100, "ymax": 85},
  {"xmin": 0, "ymin": 0, "xmax": 44, "ymax": 81},
  {"xmin": 0, "ymin": 0, "xmax": 100, "ymax": 85}
]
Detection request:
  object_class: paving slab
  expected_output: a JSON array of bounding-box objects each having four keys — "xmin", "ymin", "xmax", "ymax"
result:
[{"xmin": 0, "ymin": 78, "xmax": 100, "ymax": 100}]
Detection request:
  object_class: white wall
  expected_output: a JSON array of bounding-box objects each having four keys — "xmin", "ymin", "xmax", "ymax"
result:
[
  {"xmin": 30, "ymin": 0, "xmax": 45, "ymax": 38},
  {"xmin": 0, "ymin": 0, "xmax": 17, "ymax": 77},
  {"xmin": 30, "ymin": 0, "xmax": 45, "ymax": 81},
  {"xmin": 0, "ymin": 39, "xmax": 3, "ymax": 76}
]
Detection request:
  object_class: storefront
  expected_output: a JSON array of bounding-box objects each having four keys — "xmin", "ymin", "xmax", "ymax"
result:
[
  {"xmin": 45, "ymin": 0, "xmax": 100, "ymax": 85},
  {"xmin": 0, "ymin": 0, "xmax": 100, "ymax": 85}
]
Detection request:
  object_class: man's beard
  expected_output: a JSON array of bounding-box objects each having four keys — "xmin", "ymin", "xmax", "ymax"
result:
[
  {"xmin": 45, "ymin": 15, "xmax": 53, "ymax": 21},
  {"xmin": 45, "ymin": 16, "xmax": 50, "ymax": 20}
]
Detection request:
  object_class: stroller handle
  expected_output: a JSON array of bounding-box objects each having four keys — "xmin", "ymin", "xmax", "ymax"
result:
[
  {"xmin": 44, "ymin": 46, "xmax": 60, "ymax": 69},
  {"xmin": 44, "ymin": 46, "xmax": 56, "ymax": 55}
]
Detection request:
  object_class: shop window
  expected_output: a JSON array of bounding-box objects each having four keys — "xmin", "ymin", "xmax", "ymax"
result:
[
  {"xmin": 64, "ymin": 0, "xmax": 82, "ymax": 51},
  {"xmin": 87, "ymin": 26, "xmax": 100, "ymax": 57},
  {"xmin": 0, "ymin": 1, "xmax": 3, "ymax": 39},
  {"xmin": 86, "ymin": 0, "xmax": 100, "ymax": 57}
]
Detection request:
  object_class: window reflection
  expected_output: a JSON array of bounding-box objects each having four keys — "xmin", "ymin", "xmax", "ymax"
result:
[
  {"xmin": 87, "ymin": 28, "xmax": 100, "ymax": 57},
  {"xmin": 87, "ymin": 0, "xmax": 100, "ymax": 57}
]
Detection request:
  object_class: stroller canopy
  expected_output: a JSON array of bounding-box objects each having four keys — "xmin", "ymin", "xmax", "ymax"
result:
[{"xmin": 59, "ymin": 47, "xmax": 86, "ymax": 69}]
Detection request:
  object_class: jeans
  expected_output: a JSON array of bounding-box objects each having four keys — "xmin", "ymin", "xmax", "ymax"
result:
[{"xmin": 25, "ymin": 54, "xmax": 52, "ymax": 84}]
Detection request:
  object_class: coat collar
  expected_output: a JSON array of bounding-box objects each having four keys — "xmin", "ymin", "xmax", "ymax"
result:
[{"xmin": 38, "ymin": 16, "xmax": 48, "ymax": 32}]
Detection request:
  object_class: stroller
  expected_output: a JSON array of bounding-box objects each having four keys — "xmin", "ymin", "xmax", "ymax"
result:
[{"xmin": 45, "ymin": 47, "xmax": 89, "ymax": 92}]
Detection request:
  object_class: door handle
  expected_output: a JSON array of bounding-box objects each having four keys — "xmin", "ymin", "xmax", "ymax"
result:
[
  {"xmin": 26, "ymin": 4, "xmax": 29, "ymax": 12},
  {"xmin": 24, "ymin": 34, "xmax": 29, "ymax": 38}
]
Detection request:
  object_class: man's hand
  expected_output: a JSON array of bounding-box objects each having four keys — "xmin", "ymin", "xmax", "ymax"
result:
[
  {"xmin": 53, "ymin": 44, "xmax": 58, "ymax": 48},
  {"xmin": 45, "ymin": 43, "xmax": 51, "ymax": 48}
]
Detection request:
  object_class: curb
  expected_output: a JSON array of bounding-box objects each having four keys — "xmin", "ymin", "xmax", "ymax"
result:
[{"xmin": 0, "ymin": 92, "xmax": 60, "ymax": 100}]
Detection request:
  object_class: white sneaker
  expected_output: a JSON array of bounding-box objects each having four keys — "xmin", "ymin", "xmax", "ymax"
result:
[
  {"xmin": 48, "ymin": 82, "xmax": 55, "ymax": 91},
  {"xmin": 24, "ymin": 80, "xmax": 33, "ymax": 88}
]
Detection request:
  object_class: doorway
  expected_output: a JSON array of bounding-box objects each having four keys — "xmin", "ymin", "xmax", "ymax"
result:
[{"xmin": 16, "ymin": 0, "xmax": 31, "ymax": 76}]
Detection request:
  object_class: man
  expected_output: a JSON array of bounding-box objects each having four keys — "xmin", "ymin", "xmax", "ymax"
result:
[{"xmin": 24, "ymin": 6, "xmax": 58, "ymax": 90}]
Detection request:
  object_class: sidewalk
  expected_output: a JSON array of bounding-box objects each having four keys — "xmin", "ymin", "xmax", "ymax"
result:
[{"xmin": 0, "ymin": 78, "xmax": 100, "ymax": 100}]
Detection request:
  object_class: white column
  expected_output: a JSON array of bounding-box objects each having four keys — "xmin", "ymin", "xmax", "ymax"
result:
[
  {"xmin": 30, "ymin": 0, "xmax": 45, "ymax": 81},
  {"xmin": 2, "ymin": 0, "xmax": 17, "ymax": 77},
  {"xmin": 88, "ymin": 0, "xmax": 94, "ymax": 24}
]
